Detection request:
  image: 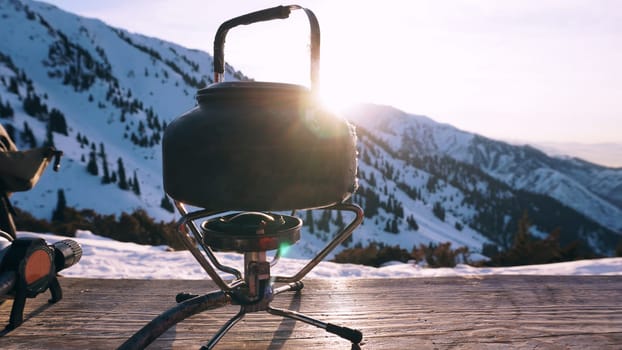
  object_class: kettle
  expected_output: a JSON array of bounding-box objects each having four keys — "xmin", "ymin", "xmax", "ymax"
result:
[{"xmin": 162, "ymin": 5, "xmax": 358, "ymax": 211}]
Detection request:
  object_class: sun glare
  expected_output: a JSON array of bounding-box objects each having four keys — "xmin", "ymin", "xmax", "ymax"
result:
[
  {"xmin": 317, "ymin": 70, "xmax": 371, "ymax": 114},
  {"xmin": 318, "ymin": 85, "xmax": 359, "ymax": 113}
]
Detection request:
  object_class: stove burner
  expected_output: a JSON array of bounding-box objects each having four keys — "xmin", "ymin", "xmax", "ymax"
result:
[{"xmin": 201, "ymin": 212, "xmax": 301, "ymax": 252}]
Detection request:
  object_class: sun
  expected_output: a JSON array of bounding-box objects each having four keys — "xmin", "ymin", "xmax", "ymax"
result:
[
  {"xmin": 318, "ymin": 87, "xmax": 356, "ymax": 113},
  {"xmin": 317, "ymin": 73, "xmax": 366, "ymax": 114}
]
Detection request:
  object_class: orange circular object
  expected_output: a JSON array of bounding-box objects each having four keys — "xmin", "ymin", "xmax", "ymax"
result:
[{"xmin": 24, "ymin": 249, "xmax": 52, "ymax": 285}]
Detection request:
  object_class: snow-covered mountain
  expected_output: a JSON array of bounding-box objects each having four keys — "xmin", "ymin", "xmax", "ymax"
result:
[
  {"xmin": 346, "ymin": 105, "xmax": 622, "ymax": 234},
  {"xmin": 0, "ymin": 0, "xmax": 245, "ymax": 219},
  {"xmin": 0, "ymin": 0, "xmax": 620, "ymax": 259}
]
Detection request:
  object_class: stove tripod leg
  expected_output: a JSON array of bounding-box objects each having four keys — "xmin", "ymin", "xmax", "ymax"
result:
[
  {"xmin": 273, "ymin": 281, "xmax": 304, "ymax": 296},
  {"xmin": 201, "ymin": 308, "xmax": 245, "ymax": 350},
  {"xmin": 118, "ymin": 290, "xmax": 230, "ymax": 350},
  {"xmin": 199, "ymin": 281, "xmax": 304, "ymax": 349},
  {"xmin": 267, "ymin": 306, "xmax": 362, "ymax": 344},
  {"xmin": 274, "ymin": 203, "xmax": 364, "ymax": 284}
]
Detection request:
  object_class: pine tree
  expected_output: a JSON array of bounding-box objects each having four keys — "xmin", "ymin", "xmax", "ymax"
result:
[
  {"xmin": 407, "ymin": 214, "xmax": 419, "ymax": 230},
  {"xmin": 363, "ymin": 188, "xmax": 380, "ymax": 218},
  {"xmin": 305, "ymin": 210, "xmax": 315, "ymax": 233},
  {"xmin": 335, "ymin": 210, "xmax": 345, "ymax": 230},
  {"xmin": 384, "ymin": 219, "xmax": 391, "ymax": 232},
  {"xmin": 86, "ymin": 151, "xmax": 98, "ymax": 175},
  {"xmin": 43, "ymin": 120, "xmax": 55, "ymax": 148},
  {"xmin": 97, "ymin": 143, "xmax": 111, "ymax": 183},
  {"xmin": 132, "ymin": 170, "xmax": 140, "ymax": 195},
  {"xmin": 433, "ymin": 202, "xmax": 445, "ymax": 221},
  {"xmin": 101, "ymin": 157, "xmax": 111, "ymax": 184},
  {"xmin": 0, "ymin": 99, "xmax": 14, "ymax": 119},
  {"xmin": 98, "ymin": 142, "xmax": 106, "ymax": 157},
  {"xmin": 317, "ymin": 210, "xmax": 331, "ymax": 232},
  {"xmin": 8, "ymin": 77, "xmax": 19, "ymax": 94},
  {"xmin": 396, "ymin": 201, "xmax": 404, "ymax": 218},
  {"xmin": 368, "ymin": 172, "xmax": 376, "ymax": 186},
  {"xmin": 7, "ymin": 101, "xmax": 14, "ymax": 118},
  {"xmin": 21, "ymin": 121, "xmax": 37, "ymax": 148},
  {"xmin": 23, "ymin": 92, "xmax": 47, "ymax": 118},
  {"xmin": 391, "ymin": 217, "xmax": 399, "ymax": 233},
  {"xmin": 117, "ymin": 157, "xmax": 129, "ymax": 190},
  {"xmin": 52, "ymin": 189, "xmax": 66, "ymax": 222},
  {"xmin": 513, "ymin": 211, "xmax": 531, "ymax": 254},
  {"xmin": 49, "ymin": 108, "xmax": 68, "ymax": 135},
  {"xmin": 160, "ymin": 193, "xmax": 174, "ymax": 213}
]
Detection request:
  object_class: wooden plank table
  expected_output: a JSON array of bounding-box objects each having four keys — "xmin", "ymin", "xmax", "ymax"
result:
[{"xmin": 0, "ymin": 276, "xmax": 621, "ymax": 349}]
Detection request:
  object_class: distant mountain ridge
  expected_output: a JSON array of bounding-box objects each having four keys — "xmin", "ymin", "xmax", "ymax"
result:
[
  {"xmin": 0, "ymin": 0, "xmax": 620, "ymax": 259},
  {"xmin": 345, "ymin": 104, "xmax": 622, "ymax": 233}
]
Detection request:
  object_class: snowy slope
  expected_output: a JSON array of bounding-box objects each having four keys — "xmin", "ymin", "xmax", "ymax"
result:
[
  {"xmin": 9, "ymin": 230, "xmax": 622, "ymax": 280},
  {"xmin": 345, "ymin": 104, "xmax": 622, "ymax": 233},
  {"xmin": 0, "ymin": 0, "xmax": 242, "ymax": 220}
]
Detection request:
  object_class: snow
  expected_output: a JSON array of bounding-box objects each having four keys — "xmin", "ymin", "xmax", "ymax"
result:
[{"xmin": 7, "ymin": 230, "xmax": 621, "ymax": 280}]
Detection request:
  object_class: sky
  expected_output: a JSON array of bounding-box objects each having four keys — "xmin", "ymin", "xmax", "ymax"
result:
[
  {"xmin": 8, "ymin": 231, "xmax": 622, "ymax": 279},
  {"xmin": 42, "ymin": 0, "xmax": 622, "ymax": 148}
]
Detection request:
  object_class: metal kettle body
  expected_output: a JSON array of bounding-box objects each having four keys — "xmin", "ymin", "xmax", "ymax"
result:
[
  {"xmin": 162, "ymin": 5, "xmax": 358, "ymax": 211},
  {"xmin": 163, "ymin": 81, "xmax": 357, "ymax": 211}
]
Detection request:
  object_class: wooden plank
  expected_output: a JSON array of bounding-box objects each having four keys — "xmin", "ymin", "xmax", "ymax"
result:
[{"xmin": 0, "ymin": 276, "xmax": 621, "ymax": 349}]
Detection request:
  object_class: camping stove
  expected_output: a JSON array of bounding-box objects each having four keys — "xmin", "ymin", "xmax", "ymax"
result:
[
  {"xmin": 119, "ymin": 204, "xmax": 363, "ymax": 350},
  {"xmin": 119, "ymin": 4, "xmax": 364, "ymax": 349}
]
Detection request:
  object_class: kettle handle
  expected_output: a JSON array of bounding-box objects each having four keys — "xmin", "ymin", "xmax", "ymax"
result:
[{"xmin": 213, "ymin": 5, "xmax": 320, "ymax": 93}]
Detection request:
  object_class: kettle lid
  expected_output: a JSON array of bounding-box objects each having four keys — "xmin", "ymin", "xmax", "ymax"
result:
[{"xmin": 196, "ymin": 81, "xmax": 310, "ymax": 103}]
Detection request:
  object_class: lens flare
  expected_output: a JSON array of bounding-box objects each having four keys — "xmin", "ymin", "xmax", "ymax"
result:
[{"xmin": 279, "ymin": 242, "xmax": 291, "ymax": 257}]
